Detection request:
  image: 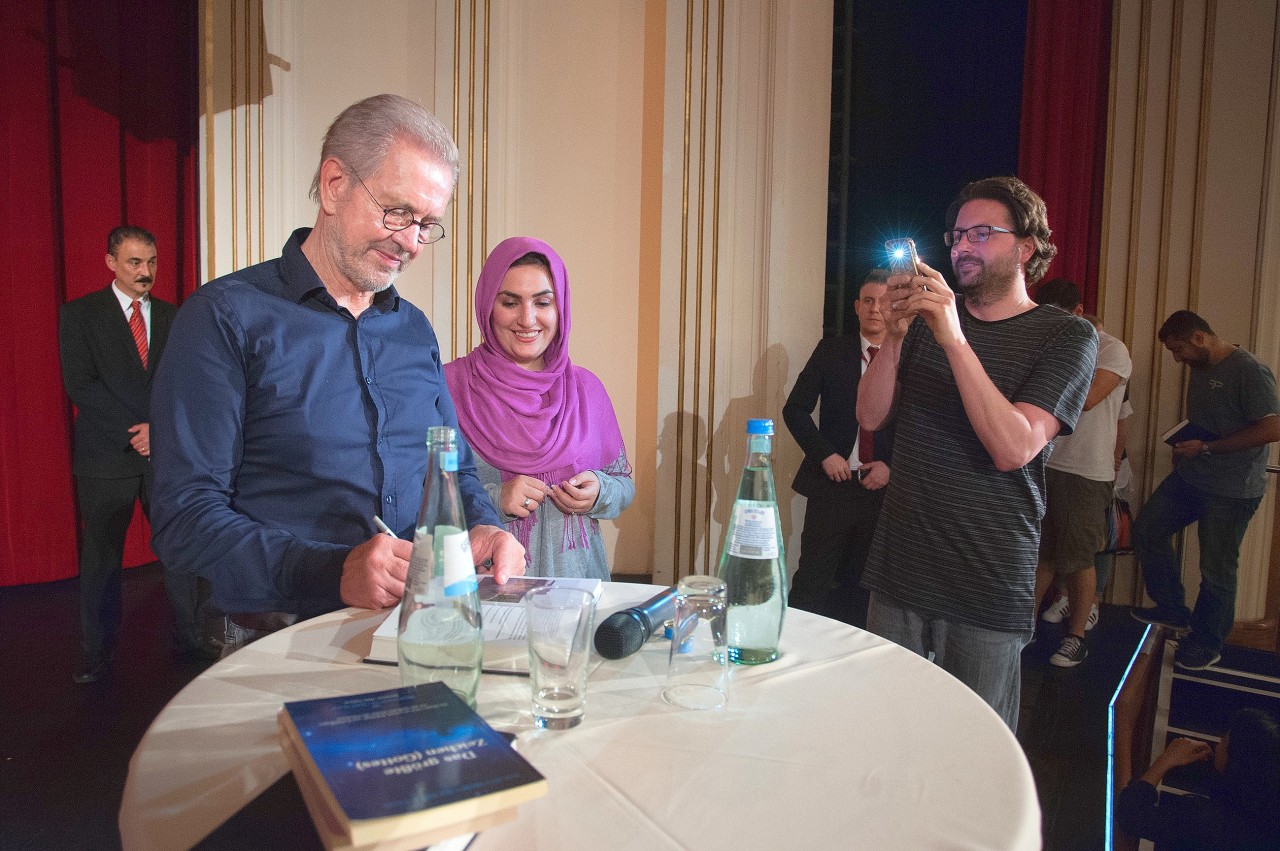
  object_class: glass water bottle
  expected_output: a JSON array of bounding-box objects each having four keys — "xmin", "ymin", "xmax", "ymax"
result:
[
  {"xmin": 716, "ymin": 418, "xmax": 787, "ymax": 664},
  {"xmin": 397, "ymin": 426, "xmax": 483, "ymax": 706}
]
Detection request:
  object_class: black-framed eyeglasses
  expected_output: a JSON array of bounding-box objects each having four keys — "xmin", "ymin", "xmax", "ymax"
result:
[
  {"xmin": 943, "ymin": 225, "xmax": 1016, "ymax": 247},
  {"xmin": 349, "ymin": 169, "xmax": 446, "ymax": 245}
]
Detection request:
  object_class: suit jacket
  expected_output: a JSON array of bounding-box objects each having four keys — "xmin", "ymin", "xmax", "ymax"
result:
[
  {"xmin": 782, "ymin": 334, "xmax": 893, "ymax": 499},
  {"xmin": 59, "ymin": 285, "xmax": 175, "ymax": 478}
]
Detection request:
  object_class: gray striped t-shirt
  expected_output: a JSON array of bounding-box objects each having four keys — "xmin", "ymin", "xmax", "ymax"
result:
[{"xmin": 863, "ymin": 304, "xmax": 1097, "ymax": 633}]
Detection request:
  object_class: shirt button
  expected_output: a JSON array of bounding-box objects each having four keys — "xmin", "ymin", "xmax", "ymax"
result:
[
  {"xmin": 365, "ymin": 377, "xmax": 372, "ymax": 385},
  {"xmin": 385, "ymin": 496, "xmax": 393, "ymax": 504}
]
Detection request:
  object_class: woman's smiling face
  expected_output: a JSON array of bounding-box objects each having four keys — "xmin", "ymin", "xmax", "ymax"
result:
[{"xmin": 490, "ymin": 261, "xmax": 559, "ymax": 371}]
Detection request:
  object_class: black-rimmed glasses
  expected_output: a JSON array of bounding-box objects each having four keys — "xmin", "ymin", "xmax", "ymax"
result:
[
  {"xmin": 943, "ymin": 225, "xmax": 1016, "ymax": 247},
  {"xmin": 349, "ymin": 169, "xmax": 446, "ymax": 245}
]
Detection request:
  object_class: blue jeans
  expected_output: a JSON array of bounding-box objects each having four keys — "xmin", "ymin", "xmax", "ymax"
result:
[
  {"xmin": 1133, "ymin": 471, "xmax": 1262, "ymax": 652},
  {"xmin": 866, "ymin": 591, "xmax": 1031, "ymax": 731},
  {"xmin": 221, "ymin": 613, "xmax": 297, "ymax": 658}
]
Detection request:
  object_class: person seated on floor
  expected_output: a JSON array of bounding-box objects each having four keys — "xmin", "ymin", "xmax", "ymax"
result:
[
  {"xmin": 444, "ymin": 236, "xmax": 634, "ymax": 580},
  {"xmin": 1116, "ymin": 707, "xmax": 1280, "ymax": 850}
]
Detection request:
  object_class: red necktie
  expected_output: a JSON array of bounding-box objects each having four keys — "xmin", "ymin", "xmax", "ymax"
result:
[
  {"xmin": 858, "ymin": 346, "xmax": 879, "ymax": 464},
  {"xmin": 129, "ymin": 300, "xmax": 149, "ymax": 369}
]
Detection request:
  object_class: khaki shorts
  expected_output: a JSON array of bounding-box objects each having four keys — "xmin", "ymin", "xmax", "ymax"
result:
[{"xmin": 1039, "ymin": 467, "xmax": 1113, "ymax": 573}]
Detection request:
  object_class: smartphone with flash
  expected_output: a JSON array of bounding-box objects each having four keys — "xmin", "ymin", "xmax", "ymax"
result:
[{"xmin": 885, "ymin": 238, "xmax": 920, "ymax": 278}]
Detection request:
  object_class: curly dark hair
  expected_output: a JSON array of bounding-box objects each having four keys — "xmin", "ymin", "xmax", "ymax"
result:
[{"xmin": 946, "ymin": 176, "xmax": 1057, "ymax": 284}]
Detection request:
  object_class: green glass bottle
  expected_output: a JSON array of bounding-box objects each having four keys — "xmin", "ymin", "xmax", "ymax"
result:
[
  {"xmin": 397, "ymin": 426, "xmax": 483, "ymax": 707},
  {"xmin": 716, "ymin": 418, "xmax": 786, "ymax": 664}
]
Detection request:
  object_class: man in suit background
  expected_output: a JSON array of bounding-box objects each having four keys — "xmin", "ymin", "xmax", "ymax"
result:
[
  {"xmin": 783, "ymin": 269, "xmax": 893, "ymax": 628},
  {"xmin": 59, "ymin": 226, "xmax": 203, "ymax": 683}
]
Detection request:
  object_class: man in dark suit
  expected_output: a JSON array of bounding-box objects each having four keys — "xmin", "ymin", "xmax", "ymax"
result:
[
  {"xmin": 59, "ymin": 226, "xmax": 202, "ymax": 682},
  {"xmin": 783, "ymin": 270, "xmax": 893, "ymax": 628}
]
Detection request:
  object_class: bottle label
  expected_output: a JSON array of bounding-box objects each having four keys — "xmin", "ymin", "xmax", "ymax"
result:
[
  {"xmin": 727, "ymin": 500, "xmax": 779, "ymax": 559},
  {"xmin": 439, "ymin": 528, "xmax": 477, "ymax": 597},
  {"xmin": 439, "ymin": 449, "xmax": 459, "ymax": 472}
]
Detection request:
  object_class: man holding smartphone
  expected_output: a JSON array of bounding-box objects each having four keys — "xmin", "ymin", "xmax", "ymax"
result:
[
  {"xmin": 856, "ymin": 176, "xmax": 1097, "ymax": 730},
  {"xmin": 783, "ymin": 270, "xmax": 893, "ymax": 628}
]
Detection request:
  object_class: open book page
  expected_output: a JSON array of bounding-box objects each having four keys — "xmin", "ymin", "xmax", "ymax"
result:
[{"xmin": 366, "ymin": 576, "xmax": 602, "ymax": 666}]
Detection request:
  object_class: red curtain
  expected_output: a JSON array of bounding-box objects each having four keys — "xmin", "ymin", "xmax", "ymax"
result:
[
  {"xmin": 1, "ymin": 0, "xmax": 199, "ymax": 586},
  {"xmin": 1019, "ymin": 0, "xmax": 1113, "ymax": 313}
]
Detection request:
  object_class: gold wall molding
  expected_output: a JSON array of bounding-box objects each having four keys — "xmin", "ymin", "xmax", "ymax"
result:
[
  {"xmin": 197, "ymin": 0, "xmax": 832, "ymax": 582},
  {"xmin": 669, "ymin": 0, "xmax": 728, "ymax": 581},
  {"xmin": 1101, "ymin": 0, "xmax": 1279, "ymax": 625},
  {"xmin": 200, "ymin": 0, "xmax": 271, "ymax": 283}
]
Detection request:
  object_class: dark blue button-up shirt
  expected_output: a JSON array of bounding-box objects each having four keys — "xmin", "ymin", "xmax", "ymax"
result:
[{"xmin": 151, "ymin": 229, "xmax": 500, "ymax": 615}]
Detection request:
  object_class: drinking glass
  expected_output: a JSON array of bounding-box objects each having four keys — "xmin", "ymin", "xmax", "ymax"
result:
[
  {"xmin": 662, "ymin": 575, "xmax": 729, "ymax": 710},
  {"xmin": 525, "ymin": 588, "xmax": 597, "ymax": 729}
]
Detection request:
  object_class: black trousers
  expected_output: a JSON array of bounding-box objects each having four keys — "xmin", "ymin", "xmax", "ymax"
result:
[
  {"xmin": 788, "ymin": 482, "xmax": 885, "ymax": 629},
  {"xmin": 75, "ymin": 472, "xmax": 201, "ymax": 659}
]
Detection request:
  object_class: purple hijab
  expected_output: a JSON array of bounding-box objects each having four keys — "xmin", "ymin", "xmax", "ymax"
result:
[{"xmin": 444, "ymin": 237, "xmax": 627, "ymax": 546}]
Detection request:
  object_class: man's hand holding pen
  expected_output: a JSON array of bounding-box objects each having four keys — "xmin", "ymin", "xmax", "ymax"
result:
[
  {"xmin": 346, "ymin": 516, "xmax": 527, "ymax": 610},
  {"xmin": 341, "ymin": 533, "xmax": 412, "ymax": 610}
]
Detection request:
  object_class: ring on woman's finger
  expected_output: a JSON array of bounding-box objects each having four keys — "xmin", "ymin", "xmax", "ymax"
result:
[{"xmin": 522, "ymin": 497, "xmax": 532, "ymax": 508}]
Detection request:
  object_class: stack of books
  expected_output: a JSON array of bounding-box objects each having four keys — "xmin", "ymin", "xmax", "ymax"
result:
[{"xmin": 278, "ymin": 682, "xmax": 547, "ymax": 850}]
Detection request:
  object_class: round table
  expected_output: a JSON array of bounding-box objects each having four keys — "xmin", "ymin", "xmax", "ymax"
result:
[{"xmin": 119, "ymin": 583, "xmax": 1040, "ymax": 850}]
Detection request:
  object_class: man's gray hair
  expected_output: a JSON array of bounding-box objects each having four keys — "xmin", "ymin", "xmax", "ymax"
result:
[{"xmin": 308, "ymin": 94, "xmax": 459, "ymax": 202}]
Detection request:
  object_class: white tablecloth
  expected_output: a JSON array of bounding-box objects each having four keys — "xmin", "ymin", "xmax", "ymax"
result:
[{"xmin": 119, "ymin": 583, "xmax": 1040, "ymax": 850}]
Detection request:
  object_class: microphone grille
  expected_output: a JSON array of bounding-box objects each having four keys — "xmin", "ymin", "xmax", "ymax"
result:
[{"xmin": 594, "ymin": 611, "xmax": 648, "ymax": 660}]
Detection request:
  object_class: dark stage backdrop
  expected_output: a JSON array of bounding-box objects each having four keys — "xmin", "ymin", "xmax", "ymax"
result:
[
  {"xmin": 2, "ymin": 0, "xmax": 200, "ymax": 586},
  {"xmin": 827, "ymin": 0, "xmax": 1111, "ymax": 335}
]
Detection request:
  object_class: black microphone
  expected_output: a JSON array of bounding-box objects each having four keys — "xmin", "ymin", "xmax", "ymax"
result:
[{"xmin": 594, "ymin": 585, "xmax": 678, "ymax": 660}]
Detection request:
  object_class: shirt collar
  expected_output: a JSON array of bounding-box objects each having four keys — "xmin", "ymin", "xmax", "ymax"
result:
[
  {"xmin": 280, "ymin": 227, "xmax": 402, "ymax": 314},
  {"xmin": 110, "ymin": 281, "xmax": 148, "ymax": 310},
  {"xmin": 859, "ymin": 335, "xmax": 879, "ymax": 358}
]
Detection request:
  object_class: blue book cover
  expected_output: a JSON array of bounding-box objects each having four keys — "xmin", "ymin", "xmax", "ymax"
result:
[
  {"xmin": 280, "ymin": 682, "xmax": 545, "ymax": 843},
  {"xmin": 1161, "ymin": 419, "xmax": 1218, "ymax": 446}
]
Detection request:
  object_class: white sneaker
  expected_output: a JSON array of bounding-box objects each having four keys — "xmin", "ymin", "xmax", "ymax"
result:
[
  {"xmin": 1041, "ymin": 596, "xmax": 1069, "ymax": 624},
  {"xmin": 1085, "ymin": 603, "xmax": 1099, "ymax": 632}
]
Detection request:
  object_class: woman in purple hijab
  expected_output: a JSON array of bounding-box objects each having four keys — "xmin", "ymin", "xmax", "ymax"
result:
[{"xmin": 444, "ymin": 237, "xmax": 633, "ymax": 579}]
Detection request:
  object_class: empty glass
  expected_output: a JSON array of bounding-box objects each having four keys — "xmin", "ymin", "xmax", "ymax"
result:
[
  {"xmin": 662, "ymin": 575, "xmax": 729, "ymax": 710},
  {"xmin": 525, "ymin": 587, "xmax": 597, "ymax": 729}
]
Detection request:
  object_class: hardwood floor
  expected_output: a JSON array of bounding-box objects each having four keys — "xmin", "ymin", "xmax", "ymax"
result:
[{"xmin": 0, "ymin": 565, "xmax": 1139, "ymax": 850}]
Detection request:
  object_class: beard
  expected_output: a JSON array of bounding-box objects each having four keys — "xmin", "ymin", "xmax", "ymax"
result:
[
  {"xmin": 335, "ymin": 233, "xmax": 409, "ymax": 293},
  {"xmin": 952, "ymin": 247, "xmax": 1020, "ymax": 307},
  {"xmin": 1185, "ymin": 349, "xmax": 1212, "ymax": 368}
]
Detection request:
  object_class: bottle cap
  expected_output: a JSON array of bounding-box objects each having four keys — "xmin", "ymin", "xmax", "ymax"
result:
[{"xmin": 746, "ymin": 418, "xmax": 774, "ymax": 435}]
